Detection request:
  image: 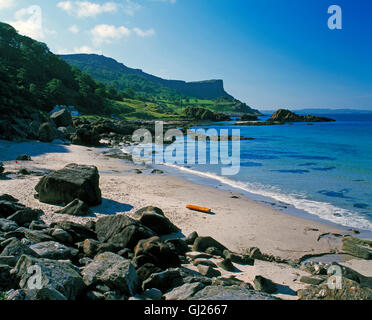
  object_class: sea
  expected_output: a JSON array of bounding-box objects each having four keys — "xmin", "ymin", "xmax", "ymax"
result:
[{"xmin": 127, "ymin": 113, "xmax": 372, "ymax": 236}]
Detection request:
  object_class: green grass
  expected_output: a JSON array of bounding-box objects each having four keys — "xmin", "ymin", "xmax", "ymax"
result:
[{"xmin": 0, "ymin": 292, "xmax": 7, "ymax": 300}]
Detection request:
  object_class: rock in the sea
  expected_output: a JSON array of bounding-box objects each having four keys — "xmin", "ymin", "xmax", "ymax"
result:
[
  {"xmin": 35, "ymin": 164, "xmax": 102, "ymax": 206},
  {"xmin": 55, "ymin": 199, "xmax": 92, "ymax": 217},
  {"xmin": 189, "ymin": 285, "xmax": 279, "ymax": 300},
  {"xmin": 253, "ymin": 276, "xmax": 278, "ymax": 294},
  {"xmin": 29, "ymin": 241, "xmax": 79, "ymax": 260},
  {"xmin": 96, "ymin": 215, "xmax": 155, "ymax": 250},
  {"xmin": 192, "ymin": 236, "xmax": 227, "ymax": 253},
  {"xmin": 298, "ymin": 277, "xmax": 372, "ymax": 300},
  {"xmin": 134, "ymin": 236, "xmax": 181, "ymax": 269},
  {"xmin": 137, "ymin": 207, "xmax": 179, "ymax": 235},
  {"xmin": 269, "ymin": 109, "xmax": 335, "ymax": 123},
  {"xmin": 50, "ymin": 109, "xmax": 73, "ymax": 128},
  {"xmin": 14, "ymin": 255, "xmax": 85, "ymax": 300}
]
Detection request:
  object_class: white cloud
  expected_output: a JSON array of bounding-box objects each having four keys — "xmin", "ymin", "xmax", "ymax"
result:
[
  {"xmin": 133, "ymin": 27, "xmax": 155, "ymax": 37},
  {"xmin": 69, "ymin": 25, "xmax": 79, "ymax": 33},
  {"xmin": 0, "ymin": 0, "xmax": 15, "ymax": 10},
  {"xmin": 58, "ymin": 45, "xmax": 100, "ymax": 54},
  {"xmin": 91, "ymin": 24, "xmax": 131, "ymax": 45},
  {"xmin": 8, "ymin": 5, "xmax": 44, "ymax": 40},
  {"xmin": 122, "ymin": 0, "xmax": 141, "ymax": 16},
  {"xmin": 57, "ymin": 1, "xmax": 117, "ymax": 18}
]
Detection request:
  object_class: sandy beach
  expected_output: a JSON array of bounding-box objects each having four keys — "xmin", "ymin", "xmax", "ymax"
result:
[{"xmin": 1, "ymin": 139, "xmax": 371, "ymax": 299}]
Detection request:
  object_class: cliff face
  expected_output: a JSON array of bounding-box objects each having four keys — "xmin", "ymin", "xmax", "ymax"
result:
[{"xmin": 60, "ymin": 54, "xmax": 232, "ymax": 100}]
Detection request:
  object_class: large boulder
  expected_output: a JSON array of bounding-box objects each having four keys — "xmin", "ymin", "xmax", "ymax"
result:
[
  {"xmin": 14, "ymin": 255, "xmax": 85, "ymax": 300},
  {"xmin": 52, "ymin": 221, "xmax": 97, "ymax": 242},
  {"xmin": 0, "ymin": 201, "xmax": 26, "ymax": 218},
  {"xmin": 96, "ymin": 215, "xmax": 155, "ymax": 250},
  {"xmin": 50, "ymin": 109, "xmax": 73, "ymax": 128},
  {"xmin": 0, "ymin": 239, "xmax": 39, "ymax": 260},
  {"xmin": 35, "ymin": 164, "xmax": 102, "ymax": 206},
  {"xmin": 7, "ymin": 209, "xmax": 42, "ymax": 226},
  {"xmin": 269, "ymin": 109, "xmax": 335, "ymax": 123},
  {"xmin": 142, "ymin": 269, "xmax": 184, "ymax": 293}
]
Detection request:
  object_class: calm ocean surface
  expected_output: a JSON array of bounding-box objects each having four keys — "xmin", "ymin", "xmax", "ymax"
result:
[{"xmin": 159, "ymin": 113, "xmax": 372, "ymax": 233}]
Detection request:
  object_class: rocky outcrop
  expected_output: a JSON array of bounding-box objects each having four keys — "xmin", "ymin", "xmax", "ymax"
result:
[
  {"xmin": 50, "ymin": 109, "xmax": 73, "ymax": 128},
  {"xmin": 269, "ymin": 109, "xmax": 335, "ymax": 123},
  {"xmin": 183, "ymin": 107, "xmax": 230, "ymax": 122},
  {"xmin": 35, "ymin": 164, "xmax": 102, "ymax": 206}
]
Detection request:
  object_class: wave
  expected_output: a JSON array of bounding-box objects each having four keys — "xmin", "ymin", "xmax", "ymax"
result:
[{"xmin": 162, "ymin": 163, "xmax": 372, "ymax": 231}]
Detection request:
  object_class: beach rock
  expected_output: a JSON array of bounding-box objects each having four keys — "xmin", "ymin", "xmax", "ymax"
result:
[
  {"xmin": 82, "ymin": 252, "xmax": 124, "ymax": 286},
  {"xmin": 299, "ymin": 276, "xmax": 326, "ymax": 286},
  {"xmin": 0, "ymin": 219, "xmax": 19, "ymax": 232},
  {"xmin": 138, "ymin": 208, "xmax": 179, "ymax": 235},
  {"xmin": 71, "ymin": 127, "xmax": 100, "ymax": 147},
  {"xmin": 51, "ymin": 228, "xmax": 73, "ymax": 244},
  {"xmin": 0, "ymin": 256, "xmax": 17, "ymax": 267},
  {"xmin": 197, "ymin": 265, "xmax": 221, "ymax": 278},
  {"xmin": 99, "ymin": 259, "xmax": 139, "ymax": 296},
  {"xmin": 205, "ymin": 247, "xmax": 223, "ymax": 256},
  {"xmin": 190, "ymin": 285, "xmax": 279, "ymax": 300},
  {"xmin": 38, "ymin": 122, "xmax": 55, "ymax": 142},
  {"xmin": 223, "ymin": 250, "xmax": 254, "ymax": 265},
  {"xmin": 29, "ymin": 241, "xmax": 79, "ymax": 260},
  {"xmin": 22, "ymin": 288, "xmax": 68, "ymax": 300},
  {"xmin": 7, "ymin": 209, "xmax": 42, "ymax": 226},
  {"xmin": 0, "ymin": 239, "xmax": 39, "ymax": 260},
  {"xmin": 0, "ymin": 162, "xmax": 4, "ymax": 174},
  {"xmin": 0, "ymin": 195, "xmax": 19, "ymax": 203},
  {"xmin": 35, "ymin": 164, "xmax": 102, "ymax": 206},
  {"xmin": 165, "ymin": 282, "xmax": 205, "ymax": 300},
  {"xmin": 29, "ymin": 220, "xmax": 48, "ymax": 231},
  {"xmin": 14, "ymin": 255, "xmax": 85, "ymax": 300},
  {"xmin": 0, "ymin": 201, "xmax": 26, "ymax": 218},
  {"xmin": 53, "ymin": 221, "xmax": 97, "ymax": 243},
  {"xmin": 0, "ymin": 264, "xmax": 14, "ymax": 290},
  {"xmin": 83, "ymin": 239, "xmax": 101, "ymax": 257},
  {"xmin": 134, "ymin": 236, "xmax": 181, "ymax": 269},
  {"xmin": 50, "ymin": 109, "xmax": 73, "ymax": 128},
  {"xmin": 217, "ymin": 259, "xmax": 236, "ymax": 272},
  {"xmin": 96, "ymin": 215, "xmax": 155, "ymax": 250},
  {"xmin": 134, "ymin": 206, "xmax": 165, "ymax": 217},
  {"xmin": 192, "ymin": 236, "xmax": 227, "ymax": 253},
  {"xmin": 22, "ymin": 228, "xmax": 54, "ymax": 243},
  {"xmin": 253, "ymin": 276, "xmax": 278, "ymax": 294},
  {"xmin": 298, "ymin": 277, "xmax": 372, "ymax": 300},
  {"xmin": 55, "ymin": 199, "xmax": 92, "ymax": 217},
  {"xmin": 341, "ymin": 236, "xmax": 372, "ymax": 260},
  {"xmin": 165, "ymin": 238, "xmax": 189, "ymax": 255},
  {"xmin": 142, "ymin": 269, "xmax": 184, "ymax": 293},
  {"xmin": 136, "ymin": 263, "xmax": 162, "ymax": 283},
  {"xmin": 193, "ymin": 259, "xmax": 217, "ymax": 268},
  {"xmin": 185, "ymin": 231, "xmax": 199, "ymax": 245},
  {"xmin": 16, "ymin": 155, "xmax": 32, "ymax": 161}
]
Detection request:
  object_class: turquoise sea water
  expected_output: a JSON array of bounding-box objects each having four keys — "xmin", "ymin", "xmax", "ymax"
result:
[{"xmin": 158, "ymin": 113, "xmax": 372, "ymax": 233}]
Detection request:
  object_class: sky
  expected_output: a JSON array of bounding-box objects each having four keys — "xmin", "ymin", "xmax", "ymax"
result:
[{"xmin": 0, "ymin": 0, "xmax": 371, "ymax": 110}]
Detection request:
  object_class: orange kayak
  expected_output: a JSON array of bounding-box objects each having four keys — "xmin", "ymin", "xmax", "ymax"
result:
[{"xmin": 186, "ymin": 205, "xmax": 211, "ymax": 213}]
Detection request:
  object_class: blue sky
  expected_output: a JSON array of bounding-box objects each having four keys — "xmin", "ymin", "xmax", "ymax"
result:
[{"xmin": 0, "ymin": 0, "xmax": 371, "ymax": 110}]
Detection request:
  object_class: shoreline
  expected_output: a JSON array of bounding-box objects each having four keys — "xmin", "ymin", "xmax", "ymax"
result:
[{"xmin": 0, "ymin": 139, "xmax": 359, "ymax": 260}]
